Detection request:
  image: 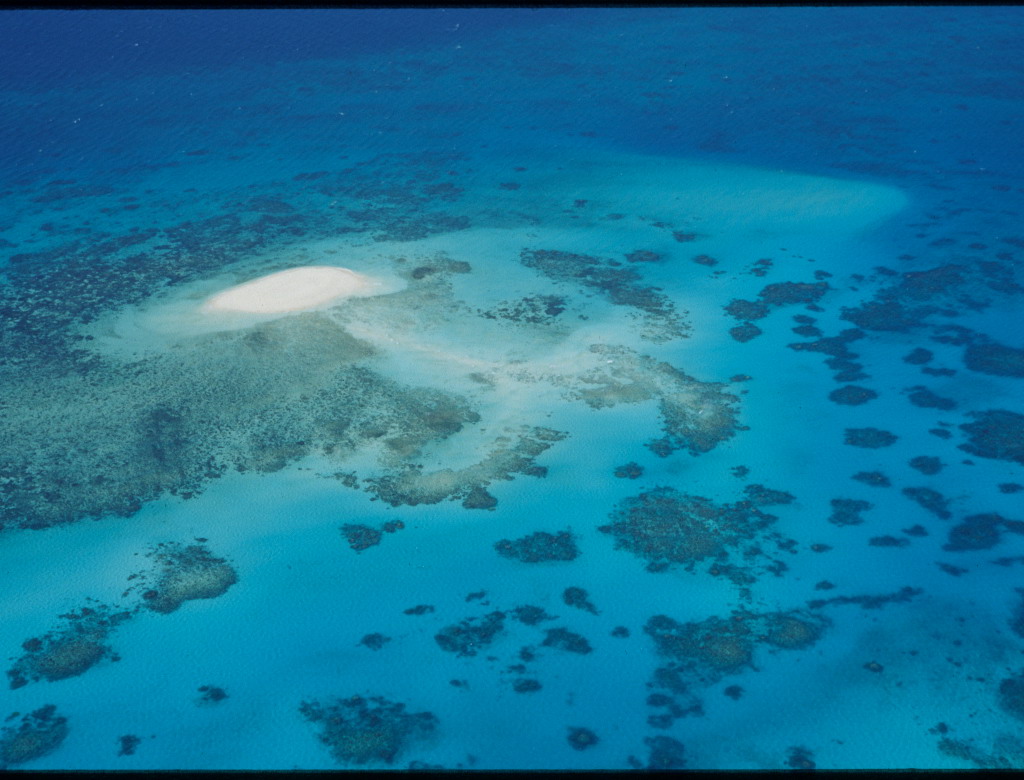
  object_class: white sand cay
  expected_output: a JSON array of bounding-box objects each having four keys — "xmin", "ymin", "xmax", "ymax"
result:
[{"xmin": 201, "ymin": 265, "xmax": 377, "ymax": 314}]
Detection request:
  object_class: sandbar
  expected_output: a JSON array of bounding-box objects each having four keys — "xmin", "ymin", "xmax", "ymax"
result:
[{"xmin": 200, "ymin": 266, "xmax": 375, "ymax": 314}]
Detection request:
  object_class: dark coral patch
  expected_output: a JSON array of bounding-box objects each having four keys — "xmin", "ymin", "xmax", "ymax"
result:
[
  {"xmin": 807, "ymin": 585, "xmax": 922, "ymax": 610},
  {"xmin": 758, "ymin": 281, "xmax": 829, "ymax": 306},
  {"xmin": 403, "ymin": 604, "xmax": 435, "ymax": 616},
  {"xmin": 829, "ymin": 385, "xmax": 878, "ymax": 405},
  {"xmin": 299, "ymin": 695, "xmax": 437, "ymax": 766},
  {"xmin": 841, "ymin": 299, "xmax": 926, "ymax": 332},
  {"xmin": 541, "ymin": 627, "xmax": 593, "ymax": 655},
  {"xmin": 625, "ymin": 250, "xmax": 662, "ymax": 264},
  {"xmin": 786, "ymin": 746, "xmax": 817, "ymax": 771},
  {"xmin": 944, "ymin": 513, "xmax": 1007, "ymax": 552},
  {"xmin": 644, "ymin": 609, "xmax": 828, "ymax": 685},
  {"xmin": 869, "ymin": 535, "xmax": 910, "ymax": 548},
  {"xmin": 562, "ymin": 587, "xmax": 599, "ymax": 615},
  {"xmin": 729, "ymin": 323, "xmax": 762, "ymax": 343},
  {"xmin": 742, "ymin": 484, "xmax": 796, "ymax": 506},
  {"xmin": 998, "ymin": 672, "xmax": 1024, "ymax": 722},
  {"xmin": 197, "ymin": 685, "xmax": 228, "ymax": 703},
  {"xmin": 494, "ymin": 530, "xmax": 579, "ymax": 563},
  {"xmin": 828, "ymin": 498, "xmax": 872, "ymax": 526},
  {"xmin": 643, "ymin": 735, "xmax": 687, "ymax": 770},
  {"xmin": 567, "ymin": 727, "xmax": 599, "ymax": 751},
  {"xmin": 511, "ymin": 605, "xmax": 554, "ymax": 626},
  {"xmin": 614, "ymin": 462, "xmax": 644, "ymax": 479},
  {"xmin": 724, "ymin": 299, "xmax": 770, "ymax": 320},
  {"xmin": 0, "ymin": 705, "xmax": 69, "ymax": 767},
  {"xmin": 478, "ymin": 295, "xmax": 566, "ymax": 325},
  {"xmin": 902, "ymin": 487, "xmax": 952, "ymax": 519},
  {"xmin": 906, "ymin": 386, "xmax": 957, "ymax": 410},
  {"xmin": 461, "ymin": 486, "xmax": 498, "ymax": 510},
  {"xmin": 672, "ymin": 231, "xmax": 704, "ymax": 243},
  {"xmin": 959, "ymin": 410, "xmax": 1024, "ymax": 465},
  {"xmin": 342, "ymin": 524, "xmax": 382, "ymax": 552},
  {"xmin": 599, "ymin": 487, "xmax": 778, "ymax": 572},
  {"xmin": 909, "ymin": 455, "xmax": 944, "ymax": 475},
  {"xmin": 519, "ymin": 249, "xmax": 689, "ymax": 341},
  {"xmin": 139, "ymin": 542, "xmax": 237, "ymax": 615},
  {"xmin": 852, "ymin": 471, "xmax": 891, "ymax": 488},
  {"xmin": 844, "ymin": 427, "xmax": 898, "ymax": 448},
  {"xmin": 7, "ymin": 604, "xmax": 131, "ymax": 689},
  {"xmin": 763, "ymin": 614, "xmax": 826, "ymax": 650},
  {"xmin": 963, "ymin": 340, "xmax": 1024, "ymax": 378},
  {"xmin": 359, "ymin": 633, "xmax": 391, "ymax": 651},
  {"xmin": 512, "ymin": 678, "xmax": 542, "ymax": 693},
  {"xmin": 788, "ymin": 328, "xmax": 867, "ymax": 382},
  {"xmin": 903, "ymin": 348, "xmax": 934, "ymax": 365},
  {"xmin": 434, "ymin": 611, "xmax": 505, "ymax": 657}
]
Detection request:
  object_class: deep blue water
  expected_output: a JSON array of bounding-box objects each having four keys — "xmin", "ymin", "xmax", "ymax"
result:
[{"xmin": 1, "ymin": 8, "xmax": 1023, "ymax": 770}]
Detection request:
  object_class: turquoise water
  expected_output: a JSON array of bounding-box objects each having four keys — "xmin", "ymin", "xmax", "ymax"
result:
[{"xmin": 1, "ymin": 8, "xmax": 1024, "ymax": 770}]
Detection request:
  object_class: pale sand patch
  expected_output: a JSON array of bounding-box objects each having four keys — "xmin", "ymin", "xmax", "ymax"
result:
[{"xmin": 201, "ymin": 266, "xmax": 377, "ymax": 314}]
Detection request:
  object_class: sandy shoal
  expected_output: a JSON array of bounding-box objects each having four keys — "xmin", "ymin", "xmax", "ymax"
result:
[{"xmin": 201, "ymin": 266, "xmax": 374, "ymax": 314}]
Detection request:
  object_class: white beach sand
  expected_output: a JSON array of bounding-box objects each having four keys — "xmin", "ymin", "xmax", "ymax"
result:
[{"xmin": 200, "ymin": 265, "xmax": 376, "ymax": 314}]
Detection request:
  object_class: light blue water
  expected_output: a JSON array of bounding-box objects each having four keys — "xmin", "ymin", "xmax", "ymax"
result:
[{"xmin": 1, "ymin": 8, "xmax": 1023, "ymax": 770}]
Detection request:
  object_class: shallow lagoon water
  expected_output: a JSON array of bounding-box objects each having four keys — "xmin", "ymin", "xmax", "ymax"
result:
[{"xmin": 1, "ymin": 8, "xmax": 1024, "ymax": 770}]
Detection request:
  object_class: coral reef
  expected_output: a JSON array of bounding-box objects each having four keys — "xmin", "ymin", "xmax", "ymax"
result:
[
  {"xmin": 613, "ymin": 462, "xmax": 644, "ymax": 479},
  {"xmin": 944, "ymin": 513, "xmax": 1017, "ymax": 552},
  {"xmin": 959, "ymin": 410, "xmax": 1024, "ymax": 465},
  {"xmin": 541, "ymin": 627, "xmax": 593, "ymax": 655},
  {"xmin": 729, "ymin": 323, "xmax": 762, "ymax": 343},
  {"xmin": 906, "ymin": 386, "xmax": 957, "ymax": 410},
  {"xmin": 852, "ymin": 471, "xmax": 891, "ymax": 487},
  {"xmin": 844, "ymin": 427, "xmax": 898, "ymax": 448},
  {"xmin": 512, "ymin": 605, "xmax": 554, "ymax": 626},
  {"xmin": 562, "ymin": 587, "xmax": 599, "ymax": 615},
  {"xmin": 434, "ymin": 611, "xmax": 506, "ymax": 657},
  {"xmin": 117, "ymin": 734, "xmax": 141, "ymax": 757},
  {"xmin": 8, "ymin": 604, "xmax": 130, "ymax": 689},
  {"xmin": 197, "ymin": 685, "xmax": 228, "ymax": 704},
  {"xmin": 642, "ymin": 735, "xmax": 687, "ymax": 769},
  {"xmin": 478, "ymin": 295, "xmax": 567, "ymax": 325},
  {"xmin": 360, "ymin": 634, "xmax": 391, "ymax": 651},
  {"xmin": 366, "ymin": 427, "xmax": 564, "ymax": 509},
  {"xmin": 643, "ymin": 609, "xmax": 828, "ymax": 685},
  {"xmin": 342, "ymin": 524, "xmax": 383, "ymax": 552},
  {"xmin": 299, "ymin": 695, "xmax": 437, "ymax": 766},
  {"xmin": 599, "ymin": 486, "xmax": 784, "ymax": 574},
  {"xmin": 963, "ymin": 339, "xmax": 1024, "ymax": 378},
  {"xmin": 807, "ymin": 585, "xmax": 922, "ymax": 610},
  {"xmin": 998, "ymin": 672, "xmax": 1024, "ymax": 721},
  {"xmin": 828, "ymin": 498, "xmax": 872, "ymax": 526},
  {"xmin": 519, "ymin": 248, "xmax": 690, "ymax": 342},
  {"xmin": 785, "ymin": 746, "xmax": 816, "ymax": 770},
  {"xmin": 909, "ymin": 455, "xmax": 944, "ymax": 475},
  {"xmin": 559, "ymin": 344, "xmax": 741, "ymax": 458},
  {"xmin": 512, "ymin": 679, "xmax": 542, "ymax": 693},
  {"xmin": 904, "ymin": 347, "xmax": 934, "ymax": 365},
  {"xmin": 901, "ymin": 486, "xmax": 952, "ymax": 519},
  {"xmin": 140, "ymin": 542, "xmax": 238, "ymax": 614},
  {"xmin": 829, "ymin": 385, "xmax": 878, "ymax": 405},
  {"xmin": 788, "ymin": 328, "xmax": 867, "ymax": 382},
  {"xmin": 566, "ymin": 727, "xmax": 599, "ymax": 751},
  {"xmin": 0, "ymin": 705, "xmax": 69, "ymax": 768},
  {"xmin": 494, "ymin": 530, "xmax": 579, "ymax": 563}
]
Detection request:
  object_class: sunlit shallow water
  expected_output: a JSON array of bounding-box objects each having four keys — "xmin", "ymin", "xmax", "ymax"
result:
[{"xmin": 1, "ymin": 8, "xmax": 1024, "ymax": 771}]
